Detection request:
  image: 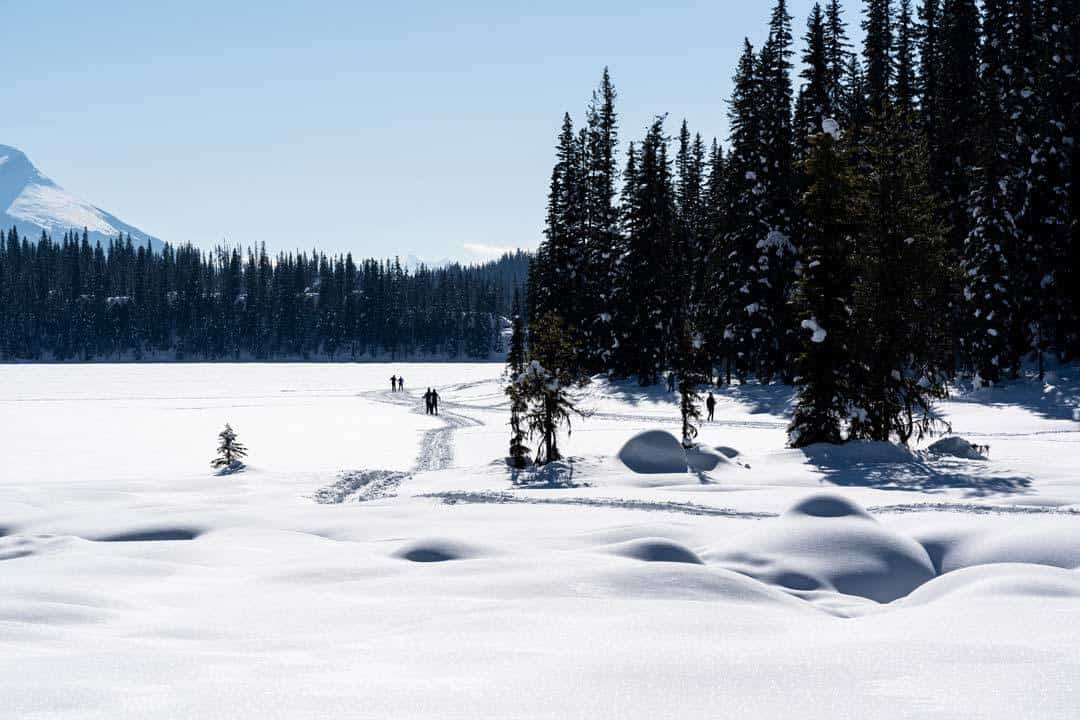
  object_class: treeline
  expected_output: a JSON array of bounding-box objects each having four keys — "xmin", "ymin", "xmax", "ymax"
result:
[
  {"xmin": 528, "ymin": 0, "xmax": 1078, "ymax": 446},
  {"xmin": 0, "ymin": 228, "xmax": 530, "ymax": 361}
]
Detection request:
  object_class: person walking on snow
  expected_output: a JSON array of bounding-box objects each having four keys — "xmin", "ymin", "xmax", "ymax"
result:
[
  {"xmin": 398, "ymin": 376, "xmax": 405, "ymax": 392},
  {"xmin": 424, "ymin": 388, "xmax": 433, "ymax": 415},
  {"xmin": 667, "ymin": 372, "xmax": 676, "ymax": 393},
  {"xmin": 430, "ymin": 388, "xmax": 440, "ymax": 416},
  {"xmin": 706, "ymin": 392, "xmax": 716, "ymax": 422},
  {"xmin": 390, "ymin": 374, "xmax": 398, "ymax": 392}
]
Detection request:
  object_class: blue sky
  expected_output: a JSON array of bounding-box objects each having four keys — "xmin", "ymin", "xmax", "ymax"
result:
[{"xmin": 5, "ymin": 0, "xmax": 842, "ymax": 262}]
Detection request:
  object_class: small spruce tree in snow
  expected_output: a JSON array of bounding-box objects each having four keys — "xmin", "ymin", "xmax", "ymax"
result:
[
  {"xmin": 505, "ymin": 291, "xmax": 530, "ymax": 469},
  {"xmin": 519, "ymin": 313, "xmax": 584, "ymax": 465},
  {"xmin": 676, "ymin": 321, "xmax": 708, "ymax": 448},
  {"xmin": 212, "ymin": 423, "xmax": 247, "ymax": 470},
  {"xmin": 789, "ymin": 122, "xmax": 859, "ymax": 448}
]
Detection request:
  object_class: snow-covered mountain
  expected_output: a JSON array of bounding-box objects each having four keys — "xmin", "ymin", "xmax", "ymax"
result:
[{"xmin": 0, "ymin": 144, "xmax": 161, "ymax": 250}]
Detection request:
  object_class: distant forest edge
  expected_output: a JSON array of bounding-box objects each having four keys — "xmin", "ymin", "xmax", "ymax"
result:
[{"xmin": 0, "ymin": 228, "xmax": 530, "ymax": 362}]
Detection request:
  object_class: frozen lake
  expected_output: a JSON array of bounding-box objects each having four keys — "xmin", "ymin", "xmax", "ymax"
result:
[{"xmin": 2, "ymin": 362, "xmax": 1079, "ymax": 718}]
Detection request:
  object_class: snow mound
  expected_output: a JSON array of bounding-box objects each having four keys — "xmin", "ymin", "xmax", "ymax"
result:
[
  {"xmin": 394, "ymin": 538, "xmax": 487, "ymax": 563},
  {"xmin": 785, "ymin": 493, "xmax": 873, "ymax": 520},
  {"xmin": 705, "ymin": 494, "xmax": 936, "ymax": 603},
  {"xmin": 914, "ymin": 526, "xmax": 1080, "ymax": 574},
  {"xmin": 617, "ymin": 430, "xmax": 688, "ymax": 474},
  {"xmin": 927, "ymin": 436, "xmax": 988, "ymax": 460},
  {"xmin": 605, "ymin": 538, "xmax": 704, "ymax": 565},
  {"xmin": 685, "ymin": 445, "xmax": 736, "ymax": 472},
  {"xmin": 594, "ymin": 563, "xmax": 815, "ymax": 608},
  {"xmin": 899, "ymin": 563, "xmax": 1080, "ymax": 607},
  {"xmin": 715, "ymin": 446, "xmax": 741, "ymax": 458}
]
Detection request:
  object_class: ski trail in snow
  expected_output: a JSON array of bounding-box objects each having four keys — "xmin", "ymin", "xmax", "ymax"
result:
[
  {"xmin": 361, "ymin": 389, "xmax": 483, "ymax": 472},
  {"xmin": 418, "ymin": 491, "xmax": 779, "ymax": 518},
  {"xmin": 312, "ymin": 469, "xmax": 409, "ymax": 504},
  {"xmin": 866, "ymin": 502, "xmax": 1080, "ymax": 516},
  {"xmin": 418, "ymin": 491, "xmax": 1080, "ymax": 519},
  {"xmin": 314, "ymin": 390, "xmax": 484, "ymax": 503}
]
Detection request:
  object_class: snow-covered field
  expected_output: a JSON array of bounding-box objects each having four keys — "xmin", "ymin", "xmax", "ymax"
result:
[{"xmin": 2, "ymin": 363, "xmax": 1079, "ymax": 719}]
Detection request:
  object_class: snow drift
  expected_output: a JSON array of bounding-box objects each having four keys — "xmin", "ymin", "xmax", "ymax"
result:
[
  {"xmin": 617, "ymin": 430, "xmax": 688, "ymax": 474},
  {"xmin": 705, "ymin": 493, "xmax": 937, "ymax": 602}
]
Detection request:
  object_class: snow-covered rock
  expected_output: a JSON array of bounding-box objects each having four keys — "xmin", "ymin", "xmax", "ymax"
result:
[{"xmin": 927, "ymin": 436, "xmax": 989, "ymax": 460}]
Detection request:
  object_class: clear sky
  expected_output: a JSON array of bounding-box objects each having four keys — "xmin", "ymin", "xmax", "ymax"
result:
[{"xmin": 5, "ymin": 0, "xmax": 842, "ymax": 262}]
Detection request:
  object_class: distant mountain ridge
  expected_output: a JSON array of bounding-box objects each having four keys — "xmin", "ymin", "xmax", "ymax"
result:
[{"xmin": 0, "ymin": 144, "xmax": 161, "ymax": 250}]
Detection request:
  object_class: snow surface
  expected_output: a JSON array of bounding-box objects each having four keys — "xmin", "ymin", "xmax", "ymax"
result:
[
  {"xmin": 0, "ymin": 144, "xmax": 161, "ymax": 249},
  {"xmin": 2, "ymin": 362, "xmax": 1080, "ymax": 718}
]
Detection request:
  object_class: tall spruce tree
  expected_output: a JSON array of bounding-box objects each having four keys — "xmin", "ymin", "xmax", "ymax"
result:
[
  {"xmin": 722, "ymin": 40, "xmax": 766, "ymax": 381},
  {"xmin": 795, "ymin": 3, "xmax": 832, "ymax": 161},
  {"xmin": 618, "ymin": 118, "xmax": 677, "ymax": 385},
  {"xmin": 825, "ymin": 0, "xmax": 854, "ymax": 121},
  {"xmin": 753, "ymin": 0, "xmax": 799, "ymax": 381},
  {"xmin": 862, "ymin": 0, "xmax": 895, "ymax": 115},
  {"xmin": 583, "ymin": 68, "xmax": 622, "ymax": 372},
  {"xmin": 962, "ymin": 0, "xmax": 1022, "ymax": 384},
  {"xmin": 894, "ymin": 0, "xmax": 918, "ymax": 115},
  {"xmin": 850, "ymin": 111, "xmax": 952, "ymax": 444},
  {"xmin": 789, "ymin": 123, "xmax": 861, "ymax": 447}
]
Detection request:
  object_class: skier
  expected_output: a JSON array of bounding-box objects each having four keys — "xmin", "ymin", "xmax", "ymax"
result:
[
  {"xmin": 430, "ymin": 387, "xmax": 440, "ymax": 416},
  {"xmin": 424, "ymin": 388, "xmax": 433, "ymax": 415},
  {"xmin": 390, "ymin": 374, "xmax": 398, "ymax": 392},
  {"xmin": 706, "ymin": 392, "xmax": 716, "ymax": 422}
]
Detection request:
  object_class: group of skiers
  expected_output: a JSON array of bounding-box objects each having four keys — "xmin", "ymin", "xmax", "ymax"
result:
[
  {"xmin": 667, "ymin": 372, "xmax": 717, "ymax": 422},
  {"xmin": 389, "ymin": 374, "xmax": 441, "ymax": 415},
  {"xmin": 423, "ymin": 387, "xmax": 441, "ymax": 416}
]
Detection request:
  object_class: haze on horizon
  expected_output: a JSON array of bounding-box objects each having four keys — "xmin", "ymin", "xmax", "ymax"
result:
[{"xmin": 5, "ymin": 0, "xmax": 836, "ymax": 262}]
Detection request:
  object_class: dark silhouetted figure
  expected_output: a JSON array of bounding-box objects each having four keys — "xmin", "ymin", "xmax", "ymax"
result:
[
  {"xmin": 390, "ymin": 375, "xmax": 398, "ymax": 392},
  {"xmin": 431, "ymin": 388, "xmax": 440, "ymax": 416},
  {"xmin": 667, "ymin": 372, "xmax": 676, "ymax": 393},
  {"xmin": 399, "ymin": 376, "xmax": 405, "ymax": 392},
  {"xmin": 706, "ymin": 392, "xmax": 716, "ymax": 422},
  {"xmin": 424, "ymin": 388, "xmax": 434, "ymax": 414}
]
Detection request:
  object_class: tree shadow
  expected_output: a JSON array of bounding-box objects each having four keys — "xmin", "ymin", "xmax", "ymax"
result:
[
  {"xmin": 949, "ymin": 365, "xmax": 1080, "ymax": 424},
  {"xmin": 591, "ymin": 375, "xmax": 797, "ymax": 417},
  {"xmin": 713, "ymin": 382, "xmax": 797, "ymax": 418},
  {"xmin": 507, "ymin": 457, "xmax": 591, "ymax": 489},
  {"xmin": 801, "ymin": 448, "xmax": 1033, "ymax": 498}
]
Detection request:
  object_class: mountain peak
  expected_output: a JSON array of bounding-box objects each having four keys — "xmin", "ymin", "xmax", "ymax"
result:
[{"xmin": 1, "ymin": 144, "xmax": 161, "ymax": 249}]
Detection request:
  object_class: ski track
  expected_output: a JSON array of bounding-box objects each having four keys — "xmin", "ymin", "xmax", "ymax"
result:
[
  {"xmin": 315, "ymin": 390, "xmax": 482, "ymax": 503},
  {"xmin": 421, "ymin": 491, "xmax": 1080, "ymax": 519},
  {"xmin": 418, "ymin": 491, "xmax": 779, "ymax": 518}
]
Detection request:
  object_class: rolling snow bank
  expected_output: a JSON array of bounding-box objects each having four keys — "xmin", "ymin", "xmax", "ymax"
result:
[
  {"xmin": 913, "ymin": 525, "xmax": 1080, "ymax": 574},
  {"xmin": 898, "ymin": 563, "xmax": 1080, "ymax": 607},
  {"xmin": 705, "ymin": 493, "xmax": 936, "ymax": 602},
  {"xmin": 604, "ymin": 537, "xmax": 704, "ymax": 564},
  {"xmin": 617, "ymin": 430, "xmax": 688, "ymax": 473}
]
